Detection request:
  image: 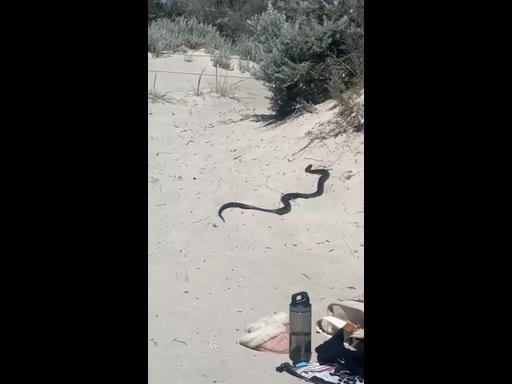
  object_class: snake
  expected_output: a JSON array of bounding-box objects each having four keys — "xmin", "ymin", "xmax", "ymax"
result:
[{"xmin": 218, "ymin": 164, "xmax": 330, "ymax": 222}]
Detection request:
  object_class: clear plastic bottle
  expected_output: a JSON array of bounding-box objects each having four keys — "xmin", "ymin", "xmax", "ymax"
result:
[{"xmin": 289, "ymin": 291, "xmax": 312, "ymax": 365}]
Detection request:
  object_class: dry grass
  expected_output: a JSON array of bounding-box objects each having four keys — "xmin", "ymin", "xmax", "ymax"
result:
[
  {"xmin": 237, "ymin": 59, "xmax": 252, "ymax": 73},
  {"xmin": 212, "ymin": 48, "xmax": 233, "ymax": 70},
  {"xmin": 148, "ymin": 73, "xmax": 176, "ymax": 104},
  {"xmin": 195, "ymin": 65, "xmax": 207, "ymax": 96},
  {"xmin": 212, "ymin": 67, "xmax": 245, "ymax": 100},
  {"xmin": 294, "ymin": 85, "xmax": 364, "ymax": 156},
  {"xmin": 291, "ymin": 100, "xmax": 318, "ymax": 117}
]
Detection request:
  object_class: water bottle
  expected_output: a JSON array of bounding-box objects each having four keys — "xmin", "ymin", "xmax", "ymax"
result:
[{"xmin": 289, "ymin": 291, "xmax": 312, "ymax": 365}]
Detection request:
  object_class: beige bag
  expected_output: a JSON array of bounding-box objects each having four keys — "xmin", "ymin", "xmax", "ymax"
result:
[{"xmin": 316, "ymin": 300, "xmax": 364, "ymax": 344}]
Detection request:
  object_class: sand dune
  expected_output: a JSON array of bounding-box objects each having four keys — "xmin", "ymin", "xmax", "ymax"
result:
[{"xmin": 148, "ymin": 50, "xmax": 363, "ymax": 384}]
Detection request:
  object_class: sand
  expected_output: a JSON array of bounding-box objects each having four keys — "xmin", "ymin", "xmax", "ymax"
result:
[{"xmin": 148, "ymin": 50, "xmax": 364, "ymax": 384}]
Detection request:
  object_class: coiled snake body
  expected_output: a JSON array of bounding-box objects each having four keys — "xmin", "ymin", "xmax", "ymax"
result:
[{"xmin": 218, "ymin": 164, "xmax": 330, "ymax": 222}]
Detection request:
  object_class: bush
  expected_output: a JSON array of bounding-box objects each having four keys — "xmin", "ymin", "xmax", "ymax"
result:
[
  {"xmin": 248, "ymin": 2, "xmax": 363, "ymax": 117},
  {"xmin": 233, "ymin": 39, "xmax": 263, "ymax": 64},
  {"xmin": 148, "ymin": 0, "xmax": 166, "ymax": 22},
  {"xmin": 212, "ymin": 45, "xmax": 234, "ymax": 70},
  {"xmin": 147, "ymin": 15, "xmax": 259, "ymax": 71},
  {"xmin": 148, "ymin": 16, "xmax": 231, "ymax": 56},
  {"xmin": 149, "ymin": 0, "xmax": 268, "ymax": 41}
]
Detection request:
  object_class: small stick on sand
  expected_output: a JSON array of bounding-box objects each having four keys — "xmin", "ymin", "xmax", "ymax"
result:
[
  {"xmin": 192, "ymin": 216, "xmax": 210, "ymax": 224},
  {"xmin": 172, "ymin": 337, "xmax": 187, "ymax": 346}
]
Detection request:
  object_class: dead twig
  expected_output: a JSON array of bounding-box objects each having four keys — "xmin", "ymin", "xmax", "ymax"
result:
[
  {"xmin": 172, "ymin": 337, "xmax": 187, "ymax": 346},
  {"xmin": 192, "ymin": 216, "xmax": 210, "ymax": 224},
  {"xmin": 340, "ymin": 236, "xmax": 356, "ymax": 258}
]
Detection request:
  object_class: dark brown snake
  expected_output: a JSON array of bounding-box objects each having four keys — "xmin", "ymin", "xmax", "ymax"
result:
[{"xmin": 218, "ymin": 164, "xmax": 330, "ymax": 222}]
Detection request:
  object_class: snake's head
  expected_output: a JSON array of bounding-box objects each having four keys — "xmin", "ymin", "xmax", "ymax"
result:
[{"xmin": 305, "ymin": 164, "xmax": 313, "ymax": 171}]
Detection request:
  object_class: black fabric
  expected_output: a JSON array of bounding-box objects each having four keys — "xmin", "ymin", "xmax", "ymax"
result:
[
  {"xmin": 315, "ymin": 329, "xmax": 364, "ymax": 378},
  {"xmin": 276, "ymin": 361, "xmax": 364, "ymax": 384},
  {"xmin": 276, "ymin": 363, "xmax": 311, "ymax": 382}
]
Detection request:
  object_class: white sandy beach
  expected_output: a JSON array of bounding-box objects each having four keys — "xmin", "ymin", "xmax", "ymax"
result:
[{"xmin": 148, "ymin": 50, "xmax": 364, "ymax": 384}]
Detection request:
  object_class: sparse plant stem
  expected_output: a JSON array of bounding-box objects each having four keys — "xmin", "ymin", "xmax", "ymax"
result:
[{"xmin": 196, "ymin": 65, "xmax": 207, "ymax": 96}]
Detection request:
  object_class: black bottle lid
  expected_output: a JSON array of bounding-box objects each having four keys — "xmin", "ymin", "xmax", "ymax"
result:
[{"xmin": 290, "ymin": 291, "xmax": 311, "ymax": 309}]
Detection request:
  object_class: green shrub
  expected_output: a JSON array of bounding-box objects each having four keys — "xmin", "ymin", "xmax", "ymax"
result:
[
  {"xmin": 246, "ymin": 1, "xmax": 363, "ymax": 117},
  {"xmin": 233, "ymin": 39, "xmax": 263, "ymax": 63},
  {"xmin": 149, "ymin": 0, "xmax": 268, "ymax": 41},
  {"xmin": 237, "ymin": 59, "xmax": 256, "ymax": 73},
  {"xmin": 148, "ymin": 16, "xmax": 229, "ymax": 56}
]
